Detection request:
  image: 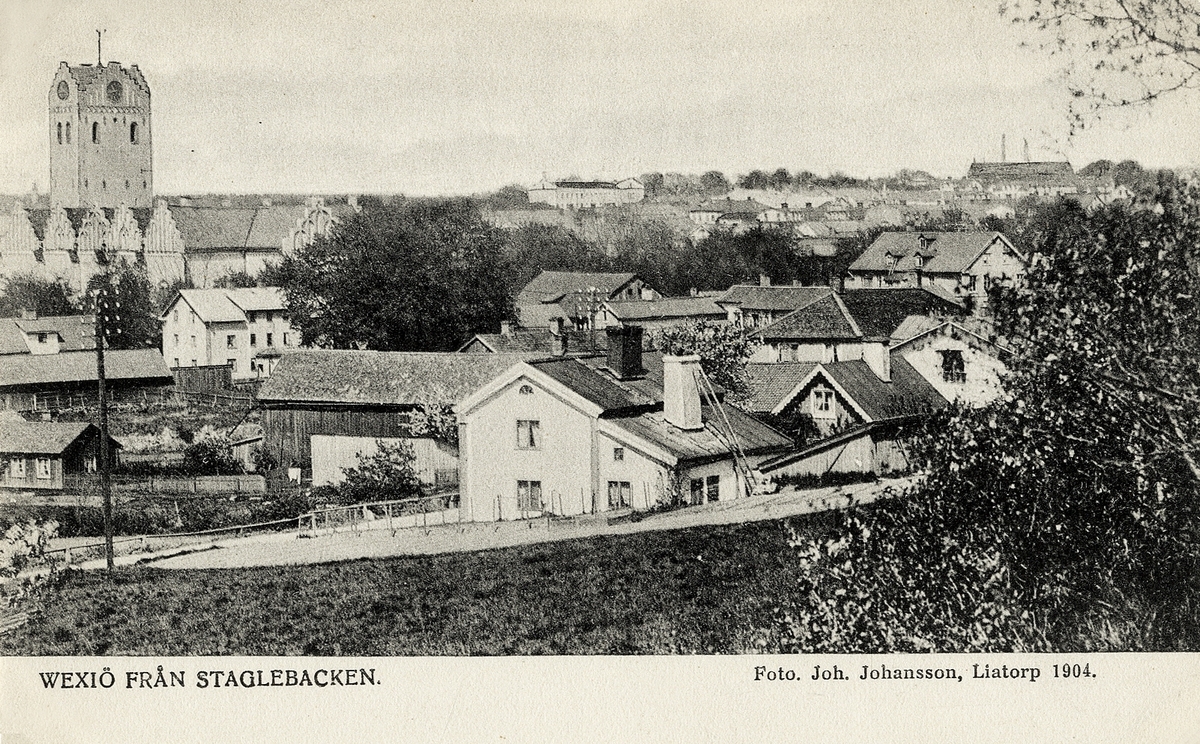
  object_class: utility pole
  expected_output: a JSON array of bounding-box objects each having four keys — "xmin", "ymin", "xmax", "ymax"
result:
[{"xmin": 91, "ymin": 270, "xmax": 121, "ymax": 571}]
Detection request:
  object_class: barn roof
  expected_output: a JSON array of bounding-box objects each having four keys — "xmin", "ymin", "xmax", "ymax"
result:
[
  {"xmin": 257, "ymin": 350, "xmax": 541, "ymax": 407},
  {"xmin": 0, "ymin": 349, "xmax": 172, "ymax": 389}
]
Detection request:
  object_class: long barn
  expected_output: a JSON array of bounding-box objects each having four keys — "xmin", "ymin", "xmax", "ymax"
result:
[{"xmin": 256, "ymin": 350, "xmax": 540, "ymax": 476}]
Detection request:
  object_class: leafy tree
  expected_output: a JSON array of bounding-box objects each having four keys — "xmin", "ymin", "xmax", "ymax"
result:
[
  {"xmin": 737, "ymin": 170, "xmax": 771, "ymax": 190},
  {"xmin": 656, "ymin": 321, "xmax": 758, "ymax": 398},
  {"xmin": 768, "ymin": 168, "xmax": 793, "ymax": 190},
  {"xmin": 181, "ymin": 434, "xmax": 243, "ymax": 476},
  {"xmin": 504, "ymin": 223, "xmax": 610, "ymax": 297},
  {"xmin": 276, "ymin": 198, "xmax": 513, "ymax": 350},
  {"xmin": 328, "ymin": 440, "xmax": 424, "ymax": 505},
  {"xmin": 83, "ymin": 261, "xmax": 159, "ymax": 350},
  {"xmin": 213, "ymin": 271, "xmax": 260, "ymax": 289},
  {"xmin": 153, "ymin": 277, "xmax": 193, "ymax": 315},
  {"xmin": 1007, "ymin": 0, "xmax": 1200, "ymax": 128},
  {"xmin": 0, "ymin": 273, "xmax": 77, "ymax": 318},
  {"xmin": 699, "ymin": 170, "xmax": 732, "ymax": 196},
  {"xmin": 478, "ymin": 184, "xmax": 532, "ymax": 211},
  {"xmin": 777, "ymin": 182, "xmax": 1200, "ymax": 652},
  {"xmin": 639, "ymin": 172, "xmax": 665, "ymax": 198}
]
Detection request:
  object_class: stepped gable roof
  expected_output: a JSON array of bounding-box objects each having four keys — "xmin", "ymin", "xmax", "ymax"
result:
[
  {"xmin": 0, "ymin": 421, "xmax": 112, "ymax": 455},
  {"xmin": 605, "ymin": 403, "xmax": 792, "ymax": 464},
  {"xmin": 604, "ymin": 296, "xmax": 725, "ymax": 321},
  {"xmin": 518, "ymin": 271, "xmax": 640, "ymax": 304},
  {"xmin": 967, "ymin": 161, "xmax": 1075, "ymax": 183},
  {"xmin": 821, "ymin": 358, "xmax": 947, "ymax": 420},
  {"xmin": 25, "ymin": 209, "xmax": 49, "ymax": 241},
  {"xmin": 167, "ymin": 204, "xmax": 306, "ymax": 252},
  {"xmin": 715, "ymin": 284, "xmax": 833, "ymax": 312},
  {"xmin": 0, "ymin": 348, "xmax": 171, "ymax": 389},
  {"xmin": 839, "ymin": 288, "xmax": 966, "ymax": 339},
  {"xmin": 742, "ymin": 362, "xmax": 818, "ymax": 413},
  {"xmin": 257, "ymin": 350, "xmax": 540, "ymax": 407},
  {"xmin": 849, "ymin": 231, "xmax": 1010, "ymax": 275},
  {"xmin": 750, "ymin": 294, "xmax": 860, "ymax": 341}
]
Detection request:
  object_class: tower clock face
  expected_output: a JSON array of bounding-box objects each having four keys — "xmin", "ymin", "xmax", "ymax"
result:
[
  {"xmin": 106, "ymin": 80, "xmax": 122, "ymax": 103},
  {"xmin": 57, "ymin": 81, "xmax": 69, "ymax": 100}
]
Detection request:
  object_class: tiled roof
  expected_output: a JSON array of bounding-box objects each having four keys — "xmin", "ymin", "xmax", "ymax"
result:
[
  {"xmin": 967, "ymin": 161, "xmax": 1075, "ymax": 183},
  {"xmin": 531, "ymin": 358, "xmax": 652, "ymax": 411},
  {"xmin": 716, "ymin": 285, "xmax": 833, "ymax": 312},
  {"xmin": 751, "ymin": 294, "xmax": 859, "ymax": 341},
  {"xmin": 604, "ymin": 296, "xmax": 725, "ymax": 321},
  {"xmin": 0, "ymin": 316, "xmax": 95, "ymax": 355},
  {"xmin": 605, "ymin": 404, "xmax": 791, "ymax": 464},
  {"xmin": 257, "ymin": 350, "xmax": 540, "ymax": 407},
  {"xmin": 460, "ymin": 328, "xmax": 605, "ymax": 355},
  {"xmin": 742, "ymin": 362, "xmax": 818, "ymax": 413},
  {"xmin": 849, "ymin": 231, "xmax": 1009, "ymax": 275},
  {"xmin": 518, "ymin": 271, "xmax": 639, "ymax": 304},
  {"xmin": 822, "ymin": 358, "xmax": 947, "ymax": 421},
  {"xmin": 0, "ymin": 349, "xmax": 172, "ymax": 389},
  {"xmin": 168, "ymin": 205, "xmax": 307, "ymax": 252},
  {"xmin": 0, "ymin": 421, "xmax": 103, "ymax": 455},
  {"xmin": 839, "ymin": 288, "xmax": 965, "ymax": 339}
]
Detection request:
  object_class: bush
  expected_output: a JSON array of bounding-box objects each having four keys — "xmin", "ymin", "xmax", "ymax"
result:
[
  {"xmin": 181, "ymin": 434, "xmax": 242, "ymax": 476},
  {"xmin": 325, "ymin": 440, "xmax": 425, "ymax": 505}
]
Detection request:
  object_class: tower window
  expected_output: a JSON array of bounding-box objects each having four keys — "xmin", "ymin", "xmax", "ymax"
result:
[
  {"xmin": 102, "ymin": 180, "xmax": 106, "ymax": 189},
  {"xmin": 65, "ymin": 122, "xmax": 71, "ymax": 143},
  {"xmin": 57, "ymin": 122, "xmax": 62, "ymax": 144},
  {"xmin": 130, "ymin": 122, "xmax": 138, "ymax": 144},
  {"xmin": 125, "ymin": 180, "xmax": 130, "ymax": 189},
  {"xmin": 92, "ymin": 121, "xmax": 99, "ymax": 143}
]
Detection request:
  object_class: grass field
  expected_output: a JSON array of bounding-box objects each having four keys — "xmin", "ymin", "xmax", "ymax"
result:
[{"xmin": 0, "ymin": 516, "xmax": 829, "ymax": 655}]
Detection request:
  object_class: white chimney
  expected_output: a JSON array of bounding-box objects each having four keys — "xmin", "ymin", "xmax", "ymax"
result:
[
  {"xmin": 662, "ymin": 354, "xmax": 704, "ymax": 431},
  {"xmin": 862, "ymin": 341, "xmax": 891, "ymax": 382},
  {"xmin": 500, "ymin": 320, "xmax": 513, "ymax": 336}
]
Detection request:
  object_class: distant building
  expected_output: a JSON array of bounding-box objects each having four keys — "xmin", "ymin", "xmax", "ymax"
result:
[
  {"xmin": 527, "ymin": 178, "xmax": 645, "ymax": 209},
  {"xmin": 515, "ymin": 270, "xmax": 660, "ymax": 329},
  {"xmin": 159, "ymin": 288, "xmax": 294, "ymax": 379},
  {"xmin": 966, "ymin": 161, "xmax": 1079, "ymax": 199},
  {"xmin": 846, "ymin": 231, "xmax": 1027, "ymax": 312}
]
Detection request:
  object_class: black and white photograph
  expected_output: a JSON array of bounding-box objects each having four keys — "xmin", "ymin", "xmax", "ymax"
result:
[{"xmin": 0, "ymin": 0, "xmax": 1199, "ymax": 740}]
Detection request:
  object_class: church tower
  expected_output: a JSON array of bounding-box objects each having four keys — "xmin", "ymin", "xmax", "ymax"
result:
[{"xmin": 49, "ymin": 60, "xmax": 152, "ymax": 209}]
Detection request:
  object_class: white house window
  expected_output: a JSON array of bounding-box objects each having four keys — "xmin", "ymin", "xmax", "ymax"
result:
[
  {"xmin": 940, "ymin": 350, "xmax": 966, "ymax": 383},
  {"xmin": 226, "ymin": 335, "xmax": 237, "ymax": 349},
  {"xmin": 516, "ymin": 420, "xmax": 541, "ymax": 449},
  {"xmin": 173, "ymin": 309, "xmax": 179, "ymax": 322},
  {"xmin": 250, "ymin": 333, "xmax": 257, "ymax": 347},
  {"xmin": 86, "ymin": 456, "xmax": 97, "ymax": 474},
  {"xmin": 517, "ymin": 480, "xmax": 543, "ymax": 511},
  {"xmin": 266, "ymin": 333, "xmax": 274, "ymax": 347},
  {"xmin": 36, "ymin": 458, "xmax": 52, "ymax": 480},
  {"xmin": 173, "ymin": 334, "xmax": 179, "ymax": 346},
  {"xmin": 613, "ymin": 447, "xmax": 625, "ymax": 461},
  {"xmin": 9, "ymin": 458, "xmax": 26, "ymax": 479},
  {"xmin": 228, "ymin": 358, "xmax": 238, "ymax": 373},
  {"xmin": 283, "ymin": 333, "xmax": 289, "ymax": 346},
  {"xmin": 812, "ymin": 387, "xmax": 835, "ymax": 419},
  {"xmin": 706, "ymin": 474, "xmax": 720, "ymax": 502},
  {"xmin": 607, "ymin": 481, "xmax": 631, "ymax": 509},
  {"xmin": 689, "ymin": 478, "xmax": 705, "ymax": 505},
  {"xmin": 173, "ymin": 357, "xmax": 179, "ymax": 368},
  {"xmin": 190, "ymin": 335, "xmax": 197, "ymax": 347},
  {"xmin": 37, "ymin": 333, "xmax": 48, "ymax": 344}
]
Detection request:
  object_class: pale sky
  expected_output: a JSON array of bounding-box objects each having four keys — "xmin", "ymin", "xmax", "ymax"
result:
[{"xmin": 1, "ymin": 0, "xmax": 1197, "ymax": 196}]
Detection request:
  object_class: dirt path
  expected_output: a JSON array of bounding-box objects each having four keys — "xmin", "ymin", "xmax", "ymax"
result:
[{"xmin": 137, "ymin": 478, "xmax": 911, "ymax": 570}]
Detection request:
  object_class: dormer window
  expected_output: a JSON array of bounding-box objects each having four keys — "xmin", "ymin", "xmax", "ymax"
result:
[{"xmin": 914, "ymin": 254, "xmax": 924, "ymax": 269}]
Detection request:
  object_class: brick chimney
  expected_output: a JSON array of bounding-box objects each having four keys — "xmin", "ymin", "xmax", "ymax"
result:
[
  {"xmin": 759, "ymin": 273, "xmax": 772, "ymax": 287},
  {"xmin": 662, "ymin": 354, "xmax": 703, "ymax": 430},
  {"xmin": 605, "ymin": 325, "xmax": 644, "ymax": 379},
  {"xmin": 548, "ymin": 317, "xmax": 567, "ymax": 356}
]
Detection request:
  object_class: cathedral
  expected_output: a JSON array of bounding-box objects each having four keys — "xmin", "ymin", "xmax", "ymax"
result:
[{"xmin": 0, "ymin": 58, "xmax": 347, "ymax": 293}]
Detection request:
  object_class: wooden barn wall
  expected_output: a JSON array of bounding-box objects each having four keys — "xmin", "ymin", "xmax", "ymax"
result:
[
  {"xmin": 172, "ymin": 364, "xmax": 234, "ymax": 392},
  {"xmin": 262, "ymin": 406, "xmax": 419, "ymax": 469},
  {"xmin": 766, "ymin": 430, "xmax": 913, "ymax": 478}
]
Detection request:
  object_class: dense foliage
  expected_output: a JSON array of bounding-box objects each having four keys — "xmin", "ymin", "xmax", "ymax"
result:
[
  {"xmin": 656, "ymin": 321, "xmax": 757, "ymax": 398},
  {"xmin": 0, "ymin": 273, "xmax": 77, "ymax": 317},
  {"xmin": 83, "ymin": 261, "xmax": 160, "ymax": 350},
  {"xmin": 779, "ymin": 183, "xmax": 1200, "ymax": 652},
  {"xmin": 276, "ymin": 198, "xmax": 513, "ymax": 350}
]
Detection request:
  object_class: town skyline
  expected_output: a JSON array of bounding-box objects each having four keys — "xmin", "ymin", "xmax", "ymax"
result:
[{"xmin": 3, "ymin": 0, "xmax": 1198, "ymax": 198}]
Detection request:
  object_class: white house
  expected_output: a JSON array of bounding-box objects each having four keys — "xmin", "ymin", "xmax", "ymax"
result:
[
  {"xmin": 159, "ymin": 287, "xmax": 294, "ymax": 379},
  {"xmin": 455, "ymin": 326, "xmax": 792, "ymax": 521}
]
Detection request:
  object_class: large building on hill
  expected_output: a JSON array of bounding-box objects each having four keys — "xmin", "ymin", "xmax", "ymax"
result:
[
  {"xmin": 527, "ymin": 178, "xmax": 645, "ymax": 209},
  {"xmin": 49, "ymin": 61, "xmax": 153, "ymax": 209}
]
